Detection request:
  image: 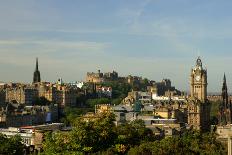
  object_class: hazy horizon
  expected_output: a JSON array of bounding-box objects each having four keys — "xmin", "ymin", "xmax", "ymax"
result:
[{"xmin": 0, "ymin": 0, "xmax": 232, "ymax": 93}]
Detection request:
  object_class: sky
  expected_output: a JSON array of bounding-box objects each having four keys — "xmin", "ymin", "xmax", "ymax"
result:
[{"xmin": 0, "ymin": 0, "xmax": 232, "ymax": 93}]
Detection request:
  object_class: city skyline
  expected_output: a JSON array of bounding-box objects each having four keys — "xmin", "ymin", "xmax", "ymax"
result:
[{"xmin": 0, "ymin": 0, "xmax": 232, "ymax": 92}]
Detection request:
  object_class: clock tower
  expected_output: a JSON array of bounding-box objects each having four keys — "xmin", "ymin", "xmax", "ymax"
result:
[
  {"xmin": 190, "ymin": 57, "xmax": 207, "ymax": 102},
  {"xmin": 188, "ymin": 57, "xmax": 210, "ymax": 131}
]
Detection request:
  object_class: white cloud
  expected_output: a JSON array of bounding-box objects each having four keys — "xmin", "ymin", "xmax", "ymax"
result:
[{"xmin": 0, "ymin": 39, "xmax": 109, "ymax": 53}]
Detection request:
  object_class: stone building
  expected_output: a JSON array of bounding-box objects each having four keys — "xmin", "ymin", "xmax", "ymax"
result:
[
  {"xmin": 147, "ymin": 79, "xmax": 182, "ymax": 98},
  {"xmin": 104, "ymin": 71, "xmax": 118, "ymax": 81},
  {"xmin": 0, "ymin": 103, "xmax": 58, "ymax": 127},
  {"xmin": 153, "ymin": 106, "xmax": 175, "ymax": 119},
  {"xmin": 127, "ymin": 75, "xmax": 142, "ymax": 85},
  {"xmin": 54, "ymin": 84, "xmax": 78, "ymax": 108},
  {"xmin": 5, "ymin": 82, "xmax": 79, "ymax": 111},
  {"xmin": 152, "ymin": 101, "xmax": 188, "ymax": 124},
  {"xmin": 187, "ymin": 57, "xmax": 210, "ymax": 131},
  {"xmin": 86, "ymin": 70, "xmax": 119, "ymax": 83},
  {"xmin": 37, "ymin": 82, "xmax": 78, "ymax": 109},
  {"xmin": 86, "ymin": 70, "xmax": 104, "ymax": 83},
  {"xmin": 122, "ymin": 91, "xmax": 152, "ymax": 105},
  {"xmin": 5, "ymin": 84, "xmax": 38, "ymax": 105}
]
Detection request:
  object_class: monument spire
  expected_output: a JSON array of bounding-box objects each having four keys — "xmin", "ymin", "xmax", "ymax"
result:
[
  {"xmin": 219, "ymin": 73, "xmax": 230, "ymax": 125},
  {"xmin": 222, "ymin": 73, "xmax": 228, "ymax": 107}
]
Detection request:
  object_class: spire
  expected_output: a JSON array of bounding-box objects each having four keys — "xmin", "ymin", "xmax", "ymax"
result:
[
  {"xmin": 36, "ymin": 57, "xmax": 39, "ymax": 71},
  {"xmin": 222, "ymin": 73, "xmax": 227, "ymax": 91},
  {"xmin": 219, "ymin": 73, "xmax": 231, "ymax": 125},
  {"xmin": 33, "ymin": 57, "xmax": 41, "ymax": 83},
  {"xmin": 223, "ymin": 72, "xmax": 226, "ymax": 84},
  {"xmin": 222, "ymin": 73, "xmax": 228, "ymax": 108}
]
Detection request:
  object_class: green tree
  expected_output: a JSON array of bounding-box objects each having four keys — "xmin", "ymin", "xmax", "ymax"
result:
[
  {"xmin": 101, "ymin": 81, "xmax": 132, "ymax": 99},
  {"xmin": 128, "ymin": 130, "xmax": 226, "ymax": 155},
  {"xmin": 86, "ymin": 98, "xmax": 110, "ymax": 108},
  {"xmin": 111, "ymin": 98, "xmax": 122, "ymax": 106},
  {"xmin": 114, "ymin": 120, "xmax": 154, "ymax": 154},
  {"xmin": 0, "ymin": 134, "xmax": 25, "ymax": 155},
  {"xmin": 61, "ymin": 107, "xmax": 91, "ymax": 125},
  {"xmin": 130, "ymin": 119, "xmax": 153, "ymax": 141},
  {"xmin": 43, "ymin": 112, "xmax": 117, "ymax": 154},
  {"xmin": 70, "ymin": 112, "xmax": 117, "ymax": 153}
]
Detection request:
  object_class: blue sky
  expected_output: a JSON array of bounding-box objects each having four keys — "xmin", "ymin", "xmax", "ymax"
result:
[{"xmin": 0, "ymin": 0, "xmax": 232, "ymax": 92}]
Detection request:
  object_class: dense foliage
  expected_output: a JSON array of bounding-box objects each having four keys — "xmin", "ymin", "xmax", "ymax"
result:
[
  {"xmin": 86, "ymin": 98, "xmax": 111, "ymax": 108},
  {"xmin": 61, "ymin": 107, "xmax": 93, "ymax": 126},
  {"xmin": 73, "ymin": 81, "xmax": 132, "ymax": 111},
  {"xmin": 42, "ymin": 113, "xmax": 154, "ymax": 155},
  {"xmin": 128, "ymin": 130, "xmax": 226, "ymax": 155},
  {"xmin": 42, "ymin": 113, "xmax": 226, "ymax": 155},
  {"xmin": 101, "ymin": 81, "xmax": 132, "ymax": 99},
  {"xmin": 0, "ymin": 134, "xmax": 25, "ymax": 155}
]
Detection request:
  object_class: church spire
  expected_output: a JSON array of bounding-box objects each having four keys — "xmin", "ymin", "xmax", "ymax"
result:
[
  {"xmin": 223, "ymin": 73, "xmax": 226, "ymax": 86},
  {"xmin": 33, "ymin": 57, "xmax": 41, "ymax": 83},
  {"xmin": 36, "ymin": 57, "xmax": 39, "ymax": 71}
]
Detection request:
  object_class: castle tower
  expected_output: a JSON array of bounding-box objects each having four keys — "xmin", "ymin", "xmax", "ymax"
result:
[
  {"xmin": 188, "ymin": 57, "xmax": 210, "ymax": 131},
  {"xmin": 219, "ymin": 73, "xmax": 231, "ymax": 125},
  {"xmin": 33, "ymin": 58, "xmax": 41, "ymax": 83}
]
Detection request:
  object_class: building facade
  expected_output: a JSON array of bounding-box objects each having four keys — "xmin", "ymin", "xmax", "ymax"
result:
[
  {"xmin": 0, "ymin": 103, "xmax": 58, "ymax": 127},
  {"xmin": 5, "ymin": 84, "xmax": 38, "ymax": 105}
]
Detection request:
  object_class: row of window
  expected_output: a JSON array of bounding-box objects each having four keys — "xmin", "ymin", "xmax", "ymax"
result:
[
  {"xmin": 195, "ymin": 85, "xmax": 202, "ymax": 89},
  {"xmin": 189, "ymin": 107, "xmax": 198, "ymax": 112},
  {"xmin": 189, "ymin": 117, "xmax": 198, "ymax": 124}
]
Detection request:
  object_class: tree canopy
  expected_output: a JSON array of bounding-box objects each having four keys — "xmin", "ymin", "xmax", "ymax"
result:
[
  {"xmin": 42, "ymin": 113, "xmax": 226, "ymax": 155},
  {"xmin": 0, "ymin": 134, "xmax": 25, "ymax": 155},
  {"xmin": 42, "ymin": 114, "xmax": 154, "ymax": 155},
  {"xmin": 128, "ymin": 130, "xmax": 226, "ymax": 155}
]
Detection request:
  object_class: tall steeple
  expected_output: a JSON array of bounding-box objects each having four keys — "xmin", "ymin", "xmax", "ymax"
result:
[
  {"xmin": 219, "ymin": 73, "xmax": 231, "ymax": 125},
  {"xmin": 36, "ymin": 57, "xmax": 39, "ymax": 71},
  {"xmin": 222, "ymin": 73, "xmax": 229, "ymax": 109},
  {"xmin": 33, "ymin": 57, "xmax": 41, "ymax": 83}
]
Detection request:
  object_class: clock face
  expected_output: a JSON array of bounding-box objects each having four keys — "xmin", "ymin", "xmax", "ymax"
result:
[{"xmin": 195, "ymin": 75, "xmax": 201, "ymax": 81}]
